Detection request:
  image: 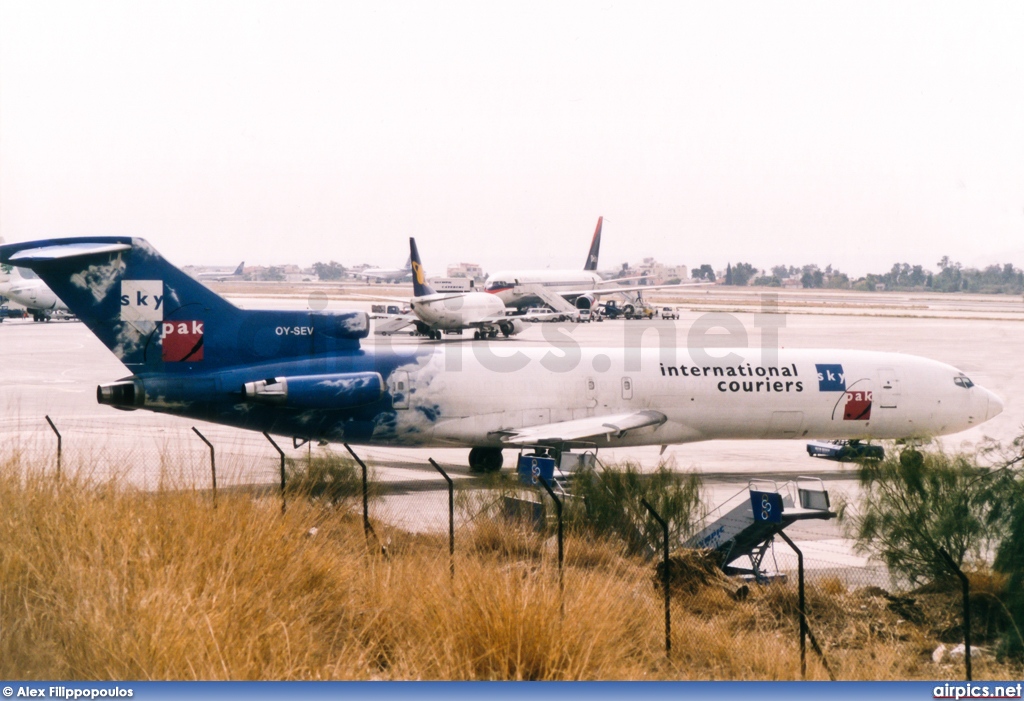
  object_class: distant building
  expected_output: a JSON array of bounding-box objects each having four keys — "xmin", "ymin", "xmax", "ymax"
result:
[
  {"xmin": 447, "ymin": 262, "xmax": 484, "ymax": 281},
  {"xmin": 431, "ymin": 277, "xmax": 474, "ymax": 292},
  {"xmin": 621, "ymin": 257, "xmax": 687, "ymax": 285}
]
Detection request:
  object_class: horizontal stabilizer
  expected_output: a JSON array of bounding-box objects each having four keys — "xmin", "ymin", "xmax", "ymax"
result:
[
  {"xmin": 0, "ymin": 237, "xmax": 369, "ymax": 373},
  {"xmin": 10, "ymin": 241, "xmax": 133, "ymax": 262}
]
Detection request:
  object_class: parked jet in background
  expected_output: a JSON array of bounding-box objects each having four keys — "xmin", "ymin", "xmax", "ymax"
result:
[
  {"xmin": 0, "ymin": 263, "xmax": 71, "ymax": 321},
  {"xmin": 0, "ymin": 236, "xmax": 1003, "ymax": 473},
  {"xmin": 193, "ymin": 261, "xmax": 245, "ymax": 282},
  {"xmin": 361, "ymin": 255, "xmax": 413, "ymax": 283},
  {"xmin": 484, "ymin": 216, "xmax": 691, "ymax": 313},
  {"xmin": 370, "ymin": 238, "xmax": 546, "ymax": 340}
]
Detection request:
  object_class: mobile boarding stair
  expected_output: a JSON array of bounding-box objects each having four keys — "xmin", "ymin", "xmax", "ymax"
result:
[
  {"xmin": 685, "ymin": 477, "xmax": 836, "ymax": 580},
  {"xmin": 500, "ymin": 447, "xmax": 593, "ymax": 526}
]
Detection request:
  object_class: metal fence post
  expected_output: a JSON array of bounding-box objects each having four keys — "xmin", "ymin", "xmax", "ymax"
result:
[
  {"xmin": 262, "ymin": 432, "xmax": 286, "ymax": 514},
  {"xmin": 777, "ymin": 530, "xmax": 834, "ymax": 680},
  {"xmin": 343, "ymin": 443, "xmax": 374, "ymax": 543},
  {"xmin": 939, "ymin": 548, "xmax": 972, "ymax": 681},
  {"xmin": 44, "ymin": 415, "xmax": 61, "ymax": 481},
  {"xmin": 191, "ymin": 427, "xmax": 217, "ymax": 508},
  {"xmin": 429, "ymin": 458, "xmax": 455, "ymax": 580},
  {"xmin": 641, "ymin": 498, "xmax": 671, "ymax": 658},
  {"xmin": 776, "ymin": 530, "xmax": 807, "ymax": 676},
  {"xmin": 538, "ymin": 477, "xmax": 564, "ymax": 614}
]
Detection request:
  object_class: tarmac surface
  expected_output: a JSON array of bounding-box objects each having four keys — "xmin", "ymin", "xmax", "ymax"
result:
[{"xmin": 2, "ymin": 287, "xmax": 1021, "ymax": 580}]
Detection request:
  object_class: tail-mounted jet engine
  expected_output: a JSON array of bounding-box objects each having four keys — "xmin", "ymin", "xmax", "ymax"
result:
[
  {"xmin": 97, "ymin": 379, "xmax": 144, "ymax": 410},
  {"xmin": 243, "ymin": 371, "xmax": 385, "ymax": 410}
]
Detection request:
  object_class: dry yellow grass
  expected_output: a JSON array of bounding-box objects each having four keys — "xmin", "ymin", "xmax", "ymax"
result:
[{"xmin": 1, "ymin": 453, "xmax": 1022, "ymax": 680}]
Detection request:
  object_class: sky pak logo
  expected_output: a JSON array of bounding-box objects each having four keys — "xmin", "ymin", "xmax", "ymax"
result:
[
  {"xmin": 816, "ymin": 364, "xmax": 846, "ymax": 392},
  {"xmin": 162, "ymin": 320, "xmax": 204, "ymax": 362},
  {"xmin": 120, "ymin": 280, "xmax": 164, "ymax": 321},
  {"xmin": 843, "ymin": 390, "xmax": 872, "ymax": 421}
]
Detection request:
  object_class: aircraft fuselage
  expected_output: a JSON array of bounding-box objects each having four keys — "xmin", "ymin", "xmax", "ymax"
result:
[{"xmin": 120, "ymin": 345, "xmax": 1001, "ymax": 450}]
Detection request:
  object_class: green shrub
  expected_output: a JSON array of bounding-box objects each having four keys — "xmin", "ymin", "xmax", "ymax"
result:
[
  {"xmin": 569, "ymin": 461, "xmax": 704, "ymax": 555},
  {"xmin": 843, "ymin": 447, "xmax": 1010, "ymax": 587},
  {"xmin": 286, "ymin": 449, "xmax": 363, "ymax": 504}
]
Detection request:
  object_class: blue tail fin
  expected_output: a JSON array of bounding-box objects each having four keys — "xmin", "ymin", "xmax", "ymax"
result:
[
  {"xmin": 583, "ymin": 216, "xmax": 602, "ymax": 271},
  {"xmin": 409, "ymin": 237, "xmax": 436, "ymax": 297},
  {"xmin": 0, "ymin": 237, "xmax": 369, "ymax": 374}
]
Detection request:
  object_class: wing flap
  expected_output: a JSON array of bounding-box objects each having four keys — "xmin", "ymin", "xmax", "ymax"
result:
[{"xmin": 501, "ymin": 410, "xmax": 667, "ymax": 445}]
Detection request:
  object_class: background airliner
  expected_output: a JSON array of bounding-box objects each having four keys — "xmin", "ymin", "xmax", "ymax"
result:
[
  {"xmin": 0, "ymin": 263, "xmax": 71, "ymax": 321},
  {"xmin": 361, "ymin": 256, "xmax": 413, "ymax": 283},
  {"xmin": 484, "ymin": 216, "xmax": 693, "ymax": 312},
  {"xmin": 370, "ymin": 238, "xmax": 549, "ymax": 340},
  {"xmin": 193, "ymin": 261, "xmax": 245, "ymax": 282},
  {"xmin": 0, "ymin": 236, "xmax": 1003, "ymax": 473}
]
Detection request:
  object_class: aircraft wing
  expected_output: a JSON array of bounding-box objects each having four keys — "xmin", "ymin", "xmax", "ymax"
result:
[
  {"xmin": 467, "ymin": 310, "xmax": 562, "ymax": 327},
  {"xmin": 350, "ymin": 293, "xmax": 412, "ymax": 304},
  {"xmin": 500, "ymin": 410, "xmax": 667, "ymax": 446},
  {"xmin": 456, "ymin": 313, "xmax": 507, "ymax": 328},
  {"xmin": 373, "ymin": 315, "xmax": 417, "ymax": 334},
  {"xmin": 351, "ymin": 292, "xmax": 470, "ymax": 304},
  {"xmin": 370, "ymin": 312, "xmax": 416, "ymax": 322},
  {"xmin": 514, "ymin": 284, "xmax": 578, "ymax": 313},
  {"xmin": 558, "ymin": 282, "xmax": 691, "ymax": 298}
]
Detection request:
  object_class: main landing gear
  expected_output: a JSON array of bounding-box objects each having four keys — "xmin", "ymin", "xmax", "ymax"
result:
[{"xmin": 468, "ymin": 446, "xmax": 503, "ymax": 473}]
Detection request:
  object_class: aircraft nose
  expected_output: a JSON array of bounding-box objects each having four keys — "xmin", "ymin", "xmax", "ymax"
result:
[{"xmin": 984, "ymin": 387, "xmax": 1004, "ymax": 421}]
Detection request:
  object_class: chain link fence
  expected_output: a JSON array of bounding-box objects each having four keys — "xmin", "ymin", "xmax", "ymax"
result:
[{"xmin": 1, "ymin": 414, "xmax": 1020, "ymax": 680}]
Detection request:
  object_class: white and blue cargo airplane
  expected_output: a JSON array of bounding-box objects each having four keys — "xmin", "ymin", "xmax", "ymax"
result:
[{"xmin": 0, "ymin": 236, "xmax": 1003, "ymax": 472}]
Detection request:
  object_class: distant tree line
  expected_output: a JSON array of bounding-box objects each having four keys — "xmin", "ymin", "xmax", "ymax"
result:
[
  {"xmin": 312, "ymin": 261, "xmax": 347, "ymax": 281},
  {"xmin": 691, "ymin": 258, "xmax": 1024, "ymax": 294}
]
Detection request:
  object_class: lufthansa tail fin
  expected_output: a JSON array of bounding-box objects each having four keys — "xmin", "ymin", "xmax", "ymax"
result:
[
  {"xmin": 409, "ymin": 238, "xmax": 436, "ymax": 297},
  {"xmin": 0, "ymin": 237, "xmax": 369, "ymax": 374},
  {"xmin": 583, "ymin": 216, "xmax": 602, "ymax": 271}
]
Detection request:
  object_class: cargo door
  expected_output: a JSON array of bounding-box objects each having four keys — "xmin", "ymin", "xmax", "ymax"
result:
[
  {"xmin": 877, "ymin": 367, "xmax": 900, "ymax": 409},
  {"xmin": 765, "ymin": 411, "xmax": 804, "ymax": 438}
]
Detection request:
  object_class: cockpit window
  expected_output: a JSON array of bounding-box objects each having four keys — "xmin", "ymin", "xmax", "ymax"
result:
[
  {"xmin": 953, "ymin": 374, "xmax": 974, "ymax": 389},
  {"xmin": 486, "ymin": 280, "xmax": 508, "ymax": 291}
]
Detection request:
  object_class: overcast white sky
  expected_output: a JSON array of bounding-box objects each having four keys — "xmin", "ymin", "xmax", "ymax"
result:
[{"xmin": 2, "ymin": 1, "xmax": 1022, "ymax": 276}]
